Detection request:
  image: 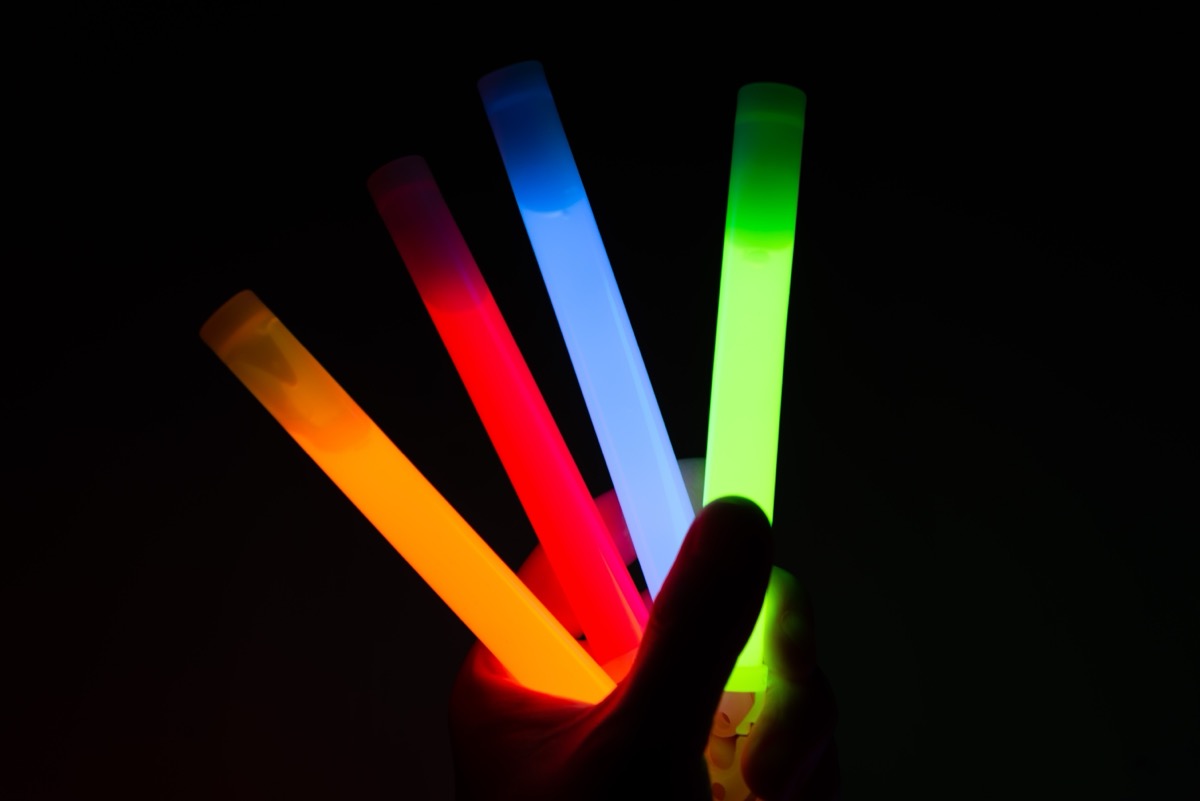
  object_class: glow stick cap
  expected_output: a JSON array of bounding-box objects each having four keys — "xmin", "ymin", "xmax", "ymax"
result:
[
  {"xmin": 366, "ymin": 156, "xmax": 484, "ymax": 314},
  {"xmin": 201, "ymin": 291, "xmax": 371, "ymax": 452},
  {"xmin": 478, "ymin": 61, "xmax": 584, "ymax": 211},
  {"xmin": 200, "ymin": 289, "xmax": 272, "ymax": 356},
  {"xmin": 729, "ymin": 83, "xmax": 807, "ymax": 250},
  {"xmin": 366, "ymin": 154, "xmax": 435, "ymax": 199},
  {"xmin": 735, "ymin": 82, "xmax": 806, "ymax": 125}
]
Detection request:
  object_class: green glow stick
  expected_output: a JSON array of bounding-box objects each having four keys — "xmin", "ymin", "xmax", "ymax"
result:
[{"xmin": 704, "ymin": 83, "xmax": 806, "ymax": 696}]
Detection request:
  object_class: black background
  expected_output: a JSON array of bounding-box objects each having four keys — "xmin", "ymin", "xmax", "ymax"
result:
[{"xmin": 3, "ymin": 7, "xmax": 1193, "ymax": 799}]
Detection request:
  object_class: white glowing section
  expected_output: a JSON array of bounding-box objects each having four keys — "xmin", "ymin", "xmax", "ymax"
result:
[{"xmin": 480, "ymin": 61, "xmax": 694, "ymax": 597}]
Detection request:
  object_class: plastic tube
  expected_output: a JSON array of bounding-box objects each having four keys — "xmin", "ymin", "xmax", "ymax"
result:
[
  {"xmin": 479, "ymin": 61, "xmax": 694, "ymax": 599},
  {"xmin": 704, "ymin": 83, "xmax": 806, "ymax": 694},
  {"xmin": 201, "ymin": 290, "xmax": 615, "ymax": 703}
]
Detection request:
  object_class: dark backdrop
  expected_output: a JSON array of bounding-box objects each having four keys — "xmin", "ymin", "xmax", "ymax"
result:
[{"xmin": 4, "ymin": 7, "xmax": 1192, "ymax": 799}]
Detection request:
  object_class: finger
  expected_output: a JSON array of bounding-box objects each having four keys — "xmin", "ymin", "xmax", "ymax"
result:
[
  {"xmin": 449, "ymin": 640, "xmax": 599, "ymax": 801},
  {"xmin": 802, "ymin": 739, "xmax": 842, "ymax": 801},
  {"xmin": 743, "ymin": 569, "xmax": 838, "ymax": 798},
  {"xmin": 450, "ymin": 641, "xmax": 594, "ymax": 747},
  {"xmin": 749, "ymin": 738, "xmax": 841, "ymax": 801},
  {"xmin": 616, "ymin": 497, "xmax": 773, "ymax": 752},
  {"xmin": 742, "ymin": 667, "xmax": 838, "ymax": 798},
  {"xmin": 764, "ymin": 567, "xmax": 818, "ymax": 683}
]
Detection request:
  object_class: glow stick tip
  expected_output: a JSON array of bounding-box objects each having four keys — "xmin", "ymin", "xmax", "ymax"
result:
[
  {"xmin": 477, "ymin": 60, "xmax": 548, "ymax": 105},
  {"xmin": 479, "ymin": 61, "xmax": 583, "ymax": 212},
  {"xmin": 199, "ymin": 289, "xmax": 268, "ymax": 355},
  {"xmin": 737, "ymin": 82, "xmax": 807, "ymax": 121},
  {"xmin": 365, "ymin": 155, "xmax": 434, "ymax": 205}
]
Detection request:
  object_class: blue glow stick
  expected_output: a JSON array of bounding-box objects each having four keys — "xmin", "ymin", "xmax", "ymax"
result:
[{"xmin": 479, "ymin": 61, "xmax": 694, "ymax": 598}]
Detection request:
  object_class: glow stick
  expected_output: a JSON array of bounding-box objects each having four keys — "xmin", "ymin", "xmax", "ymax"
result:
[
  {"xmin": 201, "ymin": 290, "xmax": 615, "ymax": 704},
  {"xmin": 367, "ymin": 156, "xmax": 646, "ymax": 669},
  {"xmin": 704, "ymin": 83, "xmax": 806, "ymax": 693},
  {"xmin": 479, "ymin": 61, "xmax": 694, "ymax": 599}
]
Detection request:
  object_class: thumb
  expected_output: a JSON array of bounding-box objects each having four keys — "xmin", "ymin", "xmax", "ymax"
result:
[{"xmin": 616, "ymin": 497, "xmax": 772, "ymax": 751}]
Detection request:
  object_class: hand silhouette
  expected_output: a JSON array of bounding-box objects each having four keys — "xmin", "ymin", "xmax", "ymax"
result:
[{"xmin": 450, "ymin": 490, "xmax": 838, "ymax": 800}]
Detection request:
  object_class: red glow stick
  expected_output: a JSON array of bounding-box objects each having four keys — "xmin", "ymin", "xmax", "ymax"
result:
[{"xmin": 368, "ymin": 156, "xmax": 647, "ymax": 670}]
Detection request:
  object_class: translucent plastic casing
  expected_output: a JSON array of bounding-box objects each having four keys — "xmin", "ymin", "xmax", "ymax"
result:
[
  {"xmin": 479, "ymin": 61, "xmax": 694, "ymax": 599},
  {"xmin": 201, "ymin": 291, "xmax": 615, "ymax": 703}
]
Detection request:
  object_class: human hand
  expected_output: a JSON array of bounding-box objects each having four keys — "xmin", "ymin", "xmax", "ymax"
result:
[{"xmin": 449, "ymin": 490, "xmax": 838, "ymax": 800}]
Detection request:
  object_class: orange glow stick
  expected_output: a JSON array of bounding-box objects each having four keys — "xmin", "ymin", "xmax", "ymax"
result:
[{"xmin": 201, "ymin": 290, "xmax": 615, "ymax": 704}]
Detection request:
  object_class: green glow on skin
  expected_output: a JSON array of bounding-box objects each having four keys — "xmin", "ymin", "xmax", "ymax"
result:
[{"xmin": 704, "ymin": 83, "xmax": 805, "ymax": 697}]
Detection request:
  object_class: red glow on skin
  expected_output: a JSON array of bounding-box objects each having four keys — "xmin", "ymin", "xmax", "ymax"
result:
[{"xmin": 368, "ymin": 156, "xmax": 647, "ymax": 671}]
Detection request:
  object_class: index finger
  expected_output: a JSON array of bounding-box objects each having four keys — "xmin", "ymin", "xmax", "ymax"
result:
[{"xmin": 742, "ymin": 568, "xmax": 838, "ymax": 798}]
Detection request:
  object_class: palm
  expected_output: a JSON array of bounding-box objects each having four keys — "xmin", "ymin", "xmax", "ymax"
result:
[{"xmin": 449, "ymin": 498, "xmax": 838, "ymax": 801}]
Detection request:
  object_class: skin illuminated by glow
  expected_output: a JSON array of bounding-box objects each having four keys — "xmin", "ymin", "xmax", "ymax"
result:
[
  {"xmin": 704, "ymin": 83, "xmax": 806, "ymax": 694},
  {"xmin": 479, "ymin": 61, "xmax": 694, "ymax": 600},
  {"xmin": 367, "ymin": 156, "xmax": 646, "ymax": 671},
  {"xmin": 201, "ymin": 290, "xmax": 615, "ymax": 704}
]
